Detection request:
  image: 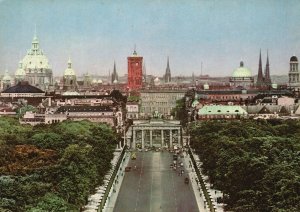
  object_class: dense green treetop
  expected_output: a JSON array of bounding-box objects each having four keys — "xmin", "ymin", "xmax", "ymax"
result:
[
  {"xmin": 189, "ymin": 120, "xmax": 300, "ymax": 212},
  {"xmin": 0, "ymin": 117, "xmax": 117, "ymax": 211}
]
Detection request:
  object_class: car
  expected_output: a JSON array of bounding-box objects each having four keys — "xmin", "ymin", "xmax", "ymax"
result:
[
  {"xmin": 125, "ymin": 167, "xmax": 131, "ymax": 172},
  {"xmin": 173, "ymin": 154, "xmax": 178, "ymax": 160},
  {"xmin": 185, "ymin": 177, "xmax": 189, "ymax": 184},
  {"xmin": 131, "ymin": 152, "xmax": 136, "ymax": 160}
]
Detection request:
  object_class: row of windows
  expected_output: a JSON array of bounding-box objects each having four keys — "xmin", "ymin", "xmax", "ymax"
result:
[
  {"xmin": 141, "ymin": 95, "xmax": 184, "ymax": 99},
  {"xmin": 2, "ymin": 93, "xmax": 44, "ymax": 97},
  {"xmin": 290, "ymin": 64, "xmax": 298, "ymax": 71},
  {"xmin": 141, "ymin": 107, "xmax": 170, "ymax": 113},
  {"xmin": 208, "ymin": 95, "xmax": 254, "ymax": 100},
  {"xmin": 200, "ymin": 115, "xmax": 238, "ymax": 119},
  {"xmin": 68, "ymin": 112, "xmax": 113, "ymax": 116},
  {"xmin": 141, "ymin": 102, "xmax": 174, "ymax": 106}
]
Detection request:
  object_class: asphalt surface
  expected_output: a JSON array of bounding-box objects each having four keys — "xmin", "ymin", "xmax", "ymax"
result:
[{"xmin": 113, "ymin": 151, "xmax": 199, "ymax": 212}]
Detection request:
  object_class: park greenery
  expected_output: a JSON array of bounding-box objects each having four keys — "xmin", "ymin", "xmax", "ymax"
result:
[
  {"xmin": 0, "ymin": 117, "xmax": 117, "ymax": 211},
  {"xmin": 189, "ymin": 119, "xmax": 300, "ymax": 211}
]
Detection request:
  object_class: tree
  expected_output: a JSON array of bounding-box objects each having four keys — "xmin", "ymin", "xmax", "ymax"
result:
[
  {"xmin": 171, "ymin": 98, "xmax": 188, "ymax": 126},
  {"xmin": 16, "ymin": 105, "xmax": 37, "ymax": 118},
  {"xmin": 188, "ymin": 120, "xmax": 300, "ymax": 211},
  {"xmin": 27, "ymin": 193, "xmax": 74, "ymax": 212}
]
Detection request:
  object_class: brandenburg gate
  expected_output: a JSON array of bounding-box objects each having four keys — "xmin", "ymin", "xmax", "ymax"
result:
[{"xmin": 127, "ymin": 119, "xmax": 182, "ymax": 149}]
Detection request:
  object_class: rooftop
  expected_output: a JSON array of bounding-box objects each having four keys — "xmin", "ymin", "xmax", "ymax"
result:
[{"xmin": 2, "ymin": 81, "xmax": 44, "ymax": 93}]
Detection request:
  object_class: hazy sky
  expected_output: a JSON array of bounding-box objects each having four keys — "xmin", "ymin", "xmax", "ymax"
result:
[{"xmin": 1, "ymin": 0, "xmax": 300, "ymax": 78}]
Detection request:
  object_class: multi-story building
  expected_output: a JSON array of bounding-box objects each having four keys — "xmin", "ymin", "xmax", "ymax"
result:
[
  {"xmin": 140, "ymin": 90, "xmax": 186, "ymax": 118},
  {"xmin": 55, "ymin": 105, "xmax": 122, "ymax": 128},
  {"xmin": 0, "ymin": 81, "xmax": 45, "ymax": 106},
  {"xmin": 126, "ymin": 102, "xmax": 139, "ymax": 119}
]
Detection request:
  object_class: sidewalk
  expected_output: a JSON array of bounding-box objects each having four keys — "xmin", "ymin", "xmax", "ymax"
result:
[
  {"xmin": 182, "ymin": 152, "xmax": 208, "ymax": 212},
  {"xmin": 103, "ymin": 151, "xmax": 130, "ymax": 212},
  {"xmin": 83, "ymin": 149, "xmax": 128, "ymax": 212},
  {"xmin": 191, "ymin": 152, "xmax": 225, "ymax": 212}
]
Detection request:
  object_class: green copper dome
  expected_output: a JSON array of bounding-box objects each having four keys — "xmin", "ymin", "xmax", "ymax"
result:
[{"xmin": 232, "ymin": 61, "xmax": 252, "ymax": 78}]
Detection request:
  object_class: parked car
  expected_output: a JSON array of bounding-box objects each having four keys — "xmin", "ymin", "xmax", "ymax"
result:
[
  {"xmin": 131, "ymin": 152, "xmax": 136, "ymax": 160},
  {"xmin": 125, "ymin": 167, "xmax": 131, "ymax": 172},
  {"xmin": 185, "ymin": 177, "xmax": 189, "ymax": 184}
]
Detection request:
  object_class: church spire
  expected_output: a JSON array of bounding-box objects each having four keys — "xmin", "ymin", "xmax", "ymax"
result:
[
  {"xmin": 264, "ymin": 50, "xmax": 271, "ymax": 85},
  {"xmin": 34, "ymin": 24, "xmax": 37, "ymax": 39},
  {"xmin": 165, "ymin": 57, "xmax": 171, "ymax": 83},
  {"xmin": 256, "ymin": 49, "xmax": 264, "ymax": 87},
  {"xmin": 67, "ymin": 57, "xmax": 72, "ymax": 69},
  {"xmin": 31, "ymin": 25, "xmax": 40, "ymax": 55},
  {"xmin": 111, "ymin": 61, "xmax": 118, "ymax": 83}
]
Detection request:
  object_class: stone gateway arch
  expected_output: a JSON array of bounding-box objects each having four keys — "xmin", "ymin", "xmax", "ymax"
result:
[{"xmin": 127, "ymin": 119, "xmax": 182, "ymax": 149}]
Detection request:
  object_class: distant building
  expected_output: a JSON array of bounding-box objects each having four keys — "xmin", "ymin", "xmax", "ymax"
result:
[
  {"xmin": 164, "ymin": 57, "xmax": 171, "ymax": 83},
  {"xmin": 63, "ymin": 58, "xmax": 77, "ymax": 91},
  {"xmin": 140, "ymin": 90, "xmax": 185, "ymax": 118},
  {"xmin": 256, "ymin": 50, "xmax": 264, "ymax": 87},
  {"xmin": 127, "ymin": 49, "xmax": 143, "ymax": 90},
  {"xmin": 1, "ymin": 81, "xmax": 44, "ymax": 98},
  {"xmin": 83, "ymin": 73, "xmax": 92, "ymax": 87},
  {"xmin": 190, "ymin": 87, "xmax": 293, "ymax": 106},
  {"xmin": 0, "ymin": 106, "xmax": 16, "ymax": 117},
  {"xmin": 198, "ymin": 105, "xmax": 248, "ymax": 120},
  {"xmin": 55, "ymin": 105, "xmax": 122, "ymax": 127},
  {"xmin": 264, "ymin": 51, "xmax": 272, "ymax": 85},
  {"xmin": 0, "ymin": 81, "xmax": 45, "ymax": 106},
  {"xmin": 229, "ymin": 61, "xmax": 254, "ymax": 88},
  {"xmin": 111, "ymin": 61, "xmax": 118, "ymax": 84},
  {"xmin": 15, "ymin": 61, "xmax": 26, "ymax": 84},
  {"xmin": 1, "ymin": 70, "xmax": 12, "ymax": 90},
  {"xmin": 256, "ymin": 50, "xmax": 272, "ymax": 87},
  {"xmin": 126, "ymin": 102, "xmax": 139, "ymax": 119},
  {"xmin": 242, "ymin": 105, "xmax": 291, "ymax": 119},
  {"xmin": 21, "ymin": 34, "xmax": 53, "ymax": 90},
  {"xmin": 288, "ymin": 55, "xmax": 300, "ymax": 91},
  {"xmin": 277, "ymin": 96, "xmax": 295, "ymax": 107}
]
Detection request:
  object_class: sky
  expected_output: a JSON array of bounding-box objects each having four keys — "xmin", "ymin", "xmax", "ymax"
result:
[{"xmin": 1, "ymin": 0, "xmax": 300, "ymax": 78}]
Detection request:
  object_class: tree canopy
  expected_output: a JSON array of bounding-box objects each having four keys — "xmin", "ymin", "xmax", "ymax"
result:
[
  {"xmin": 0, "ymin": 118, "xmax": 117, "ymax": 211},
  {"xmin": 189, "ymin": 120, "xmax": 300, "ymax": 211}
]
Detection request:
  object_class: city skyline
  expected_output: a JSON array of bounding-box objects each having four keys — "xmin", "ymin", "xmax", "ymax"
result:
[{"xmin": 1, "ymin": 0, "xmax": 300, "ymax": 78}]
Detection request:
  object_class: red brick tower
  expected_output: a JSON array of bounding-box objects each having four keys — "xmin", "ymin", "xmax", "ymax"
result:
[{"xmin": 127, "ymin": 48, "xmax": 143, "ymax": 90}]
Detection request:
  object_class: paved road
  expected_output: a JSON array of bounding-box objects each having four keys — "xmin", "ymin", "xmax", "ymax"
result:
[{"xmin": 114, "ymin": 151, "xmax": 199, "ymax": 212}]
